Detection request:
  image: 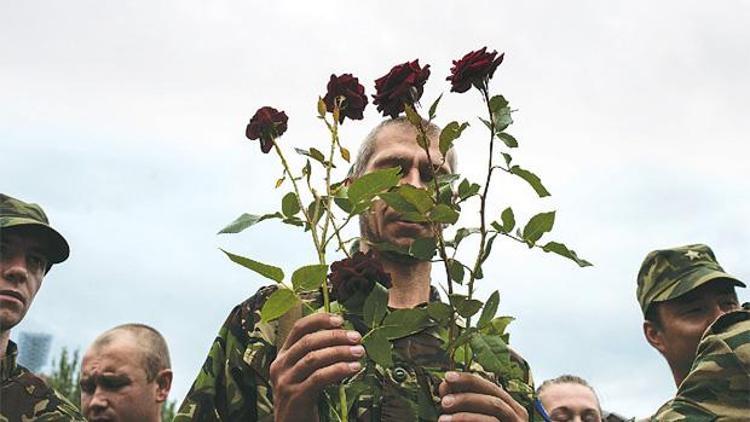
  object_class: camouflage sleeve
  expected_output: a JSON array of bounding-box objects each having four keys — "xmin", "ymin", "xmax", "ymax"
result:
[
  {"xmin": 0, "ymin": 371, "xmax": 85, "ymax": 421},
  {"xmin": 175, "ymin": 286, "xmax": 279, "ymax": 422},
  {"xmin": 653, "ymin": 304, "xmax": 750, "ymax": 421}
]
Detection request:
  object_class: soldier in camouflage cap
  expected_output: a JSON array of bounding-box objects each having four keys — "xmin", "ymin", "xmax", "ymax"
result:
[
  {"xmin": 0, "ymin": 193, "xmax": 84, "ymax": 420},
  {"xmin": 637, "ymin": 243, "xmax": 748, "ymax": 419}
]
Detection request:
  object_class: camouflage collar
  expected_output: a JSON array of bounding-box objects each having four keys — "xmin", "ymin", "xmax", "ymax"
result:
[{"xmin": 1, "ymin": 340, "xmax": 19, "ymax": 383}]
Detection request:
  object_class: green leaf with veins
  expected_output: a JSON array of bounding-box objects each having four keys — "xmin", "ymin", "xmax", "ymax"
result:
[
  {"xmin": 363, "ymin": 283, "xmax": 389, "ymax": 328},
  {"xmin": 522, "ymin": 211, "xmax": 556, "ymax": 246},
  {"xmin": 363, "ymin": 329, "xmax": 393, "ymax": 368},
  {"xmin": 470, "ymin": 333, "xmax": 510, "ymax": 373},
  {"xmin": 348, "ymin": 167, "xmax": 401, "ymax": 204},
  {"xmin": 281, "ymin": 192, "xmax": 301, "ymax": 217},
  {"xmin": 291, "ymin": 264, "xmax": 328, "ymax": 292},
  {"xmin": 217, "ymin": 212, "xmax": 282, "ymax": 234},
  {"xmin": 260, "ymin": 288, "xmax": 299, "ymax": 322},
  {"xmin": 221, "ymin": 249, "xmax": 284, "ymax": 282},
  {"xmin": 509, "ymin": 165, "xmax": 550, "ymax": 198},
  {"xmin": 439, "ymin": 121, "xmax": 469, "ymax": 157},
  {"xmin": 380, "ymin": 308, "xmax": 431, "ymax": 339},
  {"xmin": 542, "ymin": 241, "xmax": 593, "ymax": 267},
  {"xmin": 478, "ymin": 291, "xmax": 500, "ymax": 328},
  {"xmin": 409, "ymin": 237, "xmax": 437, "ymax": 260}
]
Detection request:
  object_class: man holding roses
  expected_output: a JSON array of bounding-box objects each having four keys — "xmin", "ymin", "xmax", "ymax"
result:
[{"xmin": 176, "ymin": 118, "xmax": 533, "ymax": 421}]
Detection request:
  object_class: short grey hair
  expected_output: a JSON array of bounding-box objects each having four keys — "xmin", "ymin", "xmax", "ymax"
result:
[
  {"xmin": 349, "ymin": 117, "xmax": 458, "ymax": 179},
  {"xmin": 91, "ymin": 323, "xmax": 171, "ymax": 382}
]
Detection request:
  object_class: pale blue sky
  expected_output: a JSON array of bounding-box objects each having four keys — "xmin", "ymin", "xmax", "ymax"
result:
[{"xmin": 2, "ymin": 1, "xmax": 749, "ymax": 417}]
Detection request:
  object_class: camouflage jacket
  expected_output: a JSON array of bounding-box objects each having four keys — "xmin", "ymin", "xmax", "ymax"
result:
[
  {"xmin": 0, "ymin": 341, "xmax": 84, "ymax": 422},
  {"xmin": 176, "ymin": 285, "xmax": 536, "ymax": 421},
  {"xmin": 653, "ymin": 303, "xmax": 750, "ymax": 421}
]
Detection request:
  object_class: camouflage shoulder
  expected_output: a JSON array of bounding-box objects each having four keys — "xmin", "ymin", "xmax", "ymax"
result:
[
  {"xmin": 652, "ymin": 397, "xmax": 718, "ymax": 422},
  {"xmin": 0, "ymin": 369, "xmax": 84, "ymax": 421}
]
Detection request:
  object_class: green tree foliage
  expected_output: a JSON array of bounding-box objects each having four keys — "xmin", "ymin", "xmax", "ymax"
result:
[{"xmin": 47, "ymin": 347, "xmax": 81, "ymax": 407}]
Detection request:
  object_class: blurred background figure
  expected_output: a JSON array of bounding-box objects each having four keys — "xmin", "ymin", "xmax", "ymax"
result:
[
  {"xmin": 80, "ymin": 323, "xmax": 172, "ymax": 422},
  {"xmin": 16, "ymin": 331, "xmax": 52, "ymax": 372},
  {"xmin": 537, "ymin": 375, "xmax": 628, "ymax": 422}
]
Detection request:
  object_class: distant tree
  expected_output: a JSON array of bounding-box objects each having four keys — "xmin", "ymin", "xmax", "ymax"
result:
[
  {"xmin": 162, "ymin": 399, "xmax": 177, "ymax": 421},
  {"xmin": 46, "ymin": 347, "xmax": 81, "ymax": 407}
]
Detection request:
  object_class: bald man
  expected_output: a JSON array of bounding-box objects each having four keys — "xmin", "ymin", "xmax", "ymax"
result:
[{"xmin": 80, "ymin": 323, "xmax": 173, "ymax": 422}]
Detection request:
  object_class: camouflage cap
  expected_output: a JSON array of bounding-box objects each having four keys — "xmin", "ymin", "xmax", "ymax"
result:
[
  {"xmin": 0, "ymin": 193, "xmax": 70, "ymax": 264},
  {"xmin": 637, "ymin": 244, "xmax": 745, "ymax": 316}
]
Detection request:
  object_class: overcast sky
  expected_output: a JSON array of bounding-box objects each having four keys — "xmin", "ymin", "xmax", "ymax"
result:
[{"xmin": 2, "ymin": 0, "xmax": 749, "ymax": 417}]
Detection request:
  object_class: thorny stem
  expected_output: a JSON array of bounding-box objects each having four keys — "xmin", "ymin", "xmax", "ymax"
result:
[
  {"xmin": 413, "ymin": 119, "xmax": 459, "ymax": 370},
  {"xmin": 273, "ymin": 141, "xmax": 330, "ymax": 312},
  {"xmin": 465, "ymin": 88, "xmax": 496, "ymax": 368}
]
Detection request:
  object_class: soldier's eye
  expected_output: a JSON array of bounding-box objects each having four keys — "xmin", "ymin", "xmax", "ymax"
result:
[{"xmin": 80, "ymin": 381, "xmax": 95, "ymax": 394}]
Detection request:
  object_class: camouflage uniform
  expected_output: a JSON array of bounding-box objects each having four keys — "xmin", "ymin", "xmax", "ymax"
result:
[
  {"xmin": 176, "ymin": 285, "xmax": 536, "ymax": 421},
  {"xmin": 0, "ymin": 341, "xmax": 84, "ymax": 421},
  {"xmin": 1, "ymin": 194, "xmax": 81, "ymax": 420},
  {"xmin": 652, "ymin": 303, "xmax": 750, "ymax": 421},
  {"xmin": 636, "ymin": 244, "xmax": 748, "ymax": 421}
]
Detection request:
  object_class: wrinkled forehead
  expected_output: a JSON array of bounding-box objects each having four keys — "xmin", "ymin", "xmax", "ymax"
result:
[
  {"xmin": 83, "ymin": 337, "xmax": 146, "ymax": 375},
  {"xmin": 370, "ymin": 124, "xmax": 448, "ymax": 168}
]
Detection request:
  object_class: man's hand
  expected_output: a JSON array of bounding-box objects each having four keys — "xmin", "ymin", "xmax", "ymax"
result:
[
  {"xmin": 438, "ymin": 371, "xmax": 529, "ymax": 422},
  {"xmin": 269, "ymin": 313, "xmax": 364, "ymax": 422}
]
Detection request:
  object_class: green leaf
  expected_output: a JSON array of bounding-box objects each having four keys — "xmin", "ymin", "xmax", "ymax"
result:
[
  {"xmin": 380, "ymin": 192, "xmax": 418, "ymax": 214},
  {"xmin": 497, "ymin": 132, "xmax": 518, "ymax": 148},
  {"xmin": 509, "ymin": 166, "xmax": 550, "ymax": 198},
  {"xmin": 478, "ymin": 116, "xmax": 492, "ymax": 131},
  {"xmin": 470, "ymin": 333, "xmax": 510, "ymax": 373},
  {"xmin": 501, "ymin": 152, "xmax": 512, "ymax": 166},
  {"xmin": 363, "ymin": 283, "xmax": 389, "ymax": 328},
  {"xmin": 334, "ymin": 197, "xmax": 353, "ymax": 213},
  {"xmin": 291, "ymin": 264, "xmax": 328, "ymax": 292},
  {"xmin": 489, "ymin": 95, "xmax": 509, "ymax": 112},
  {"xmin": 340, "ymin": 146, "xmax": 350, "ymax": 162},
  {"xmin": 281, "ymin": 192, "xmax": 301, "ymax": 218},
  {"xmin": 430, "ymin": 204, "xmax": 459, "ymax": 224},
  {"xmin": 500, "ymin": 207, "xmax": 515, "ymax": 233},
  {"xmin": 428, "ymin": 93, "xmax": 443, "ymax": 120},
  {"xmin": 439, "ymin": 121, "xmax": 469, "ymax": 156},
  {"xmin": 260, "ymin": 288, "xmax": 299, "ymax": 322},
  {"xmin": 478, "ymin": 291, "xmax": 500, "ymax": 328},
  {"xmin": 409, "ymin": 237, "xmax": 437, "ymax": 260},
  {"xmin": 480, "ymin": 233, "xmax": 499, "ymax": 264},
  {"xmin": 403, "ymin": 103, "xmax": 423, "ymax": 128},
  {"xmin": 488, "ymin": 316, "xmax": 515, "ymax": 335},
  {"xmin": 542, "ymin": 241, "xmax": 593, "ymax": 267},
  {"xmin": 397, "ymin": 185, "xmax": 434, "ymax": 213},
  {"xmin": 448, "ymin": 259, "xmax": 465, "ymax": 283},
  {"xmin": 217, "ymin": 212, "xmax": 281, "ymax": 234},
  {"xmin": 220, "ymin": 249, "xmax": 284, "ymax": 282},
  {"xmin": 457, "ymin": 178, "xmax": 481, "ymax": 201},
  {"xmin": 453, "ymin": 227, "xmax": 480, "ymax": 247},
  {"xmin": 449, "ymin": 294, "xmax": 483, "ymax": 318},
  {"xmin": 363, "ymin": 329, "xmax": 393, "ymax": 368},
  {"xmin": 427, "ymin": 302, "xmax": 452, "ymax": 323},
  {"xmin": 294, "ymin": 147, "xmax": 330, "ymax": 166},
  {"xmin": 522, "ymin": 211, "xmax": 556, "ymax": 246},
  {"xmin": 348, "ymin": 167, "xmax": 401, "ymax": 204},
  {"xmin": 380, "ymin": 308, "xmax": 430, "ymax": 339}
]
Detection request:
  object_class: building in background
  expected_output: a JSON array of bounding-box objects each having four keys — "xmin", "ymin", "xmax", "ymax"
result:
[{"xmin": 17, "ymin": 331, "xmax": 52, "ymax": 372}]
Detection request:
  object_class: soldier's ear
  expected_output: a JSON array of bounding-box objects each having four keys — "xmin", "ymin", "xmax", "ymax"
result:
[
  {"xmin": 643, "ymin": 320, "xmax": 667, "ymax": 354},
  {"xmin": 154, "ymin": 369, "xmax": 173, "ymax": 403}
]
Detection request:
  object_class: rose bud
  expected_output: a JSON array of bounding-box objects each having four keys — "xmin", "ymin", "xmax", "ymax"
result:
[
  {"xmin": 372, "ymin": 59, "xmax": 431, "ymax": 118},
  {"xmin": 323, "ymin": 74, "xmax": 368, "ymax": 124},
  {"xmin": 446, "ymin": 47, "xmax": 504, "ymax": 94},
  {"xmin": 329, "ymin": 251, "xmax": 392, "ymax": 311},
  {"xmin": 245, "ymin": 106, "xmax": 289, "ymax": 153}
]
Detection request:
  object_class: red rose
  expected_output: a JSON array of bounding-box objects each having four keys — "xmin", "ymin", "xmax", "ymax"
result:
[
  {"xmin": 372, "ymin": 60, "xmax": 431, "ymax": 118},
  {"xmin": 329, "ymin": 251, "xmax": 392, "ymax": 309},
  {"xmin": 245, "ymin": 106, "xmax": 289, "ymax": 154},
  {"xmin": 323, "ymin": 74, "xmax": 368, "ymax": 124},
  {"xmin": 446, "ymin": 47, "xmax": 504, "ymax": 94}
]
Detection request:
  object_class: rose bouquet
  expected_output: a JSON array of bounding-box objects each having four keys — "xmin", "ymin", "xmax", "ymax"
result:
[{"xmin": 220, "ymin": 48, "xmax": 590, "ymax": 421}]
